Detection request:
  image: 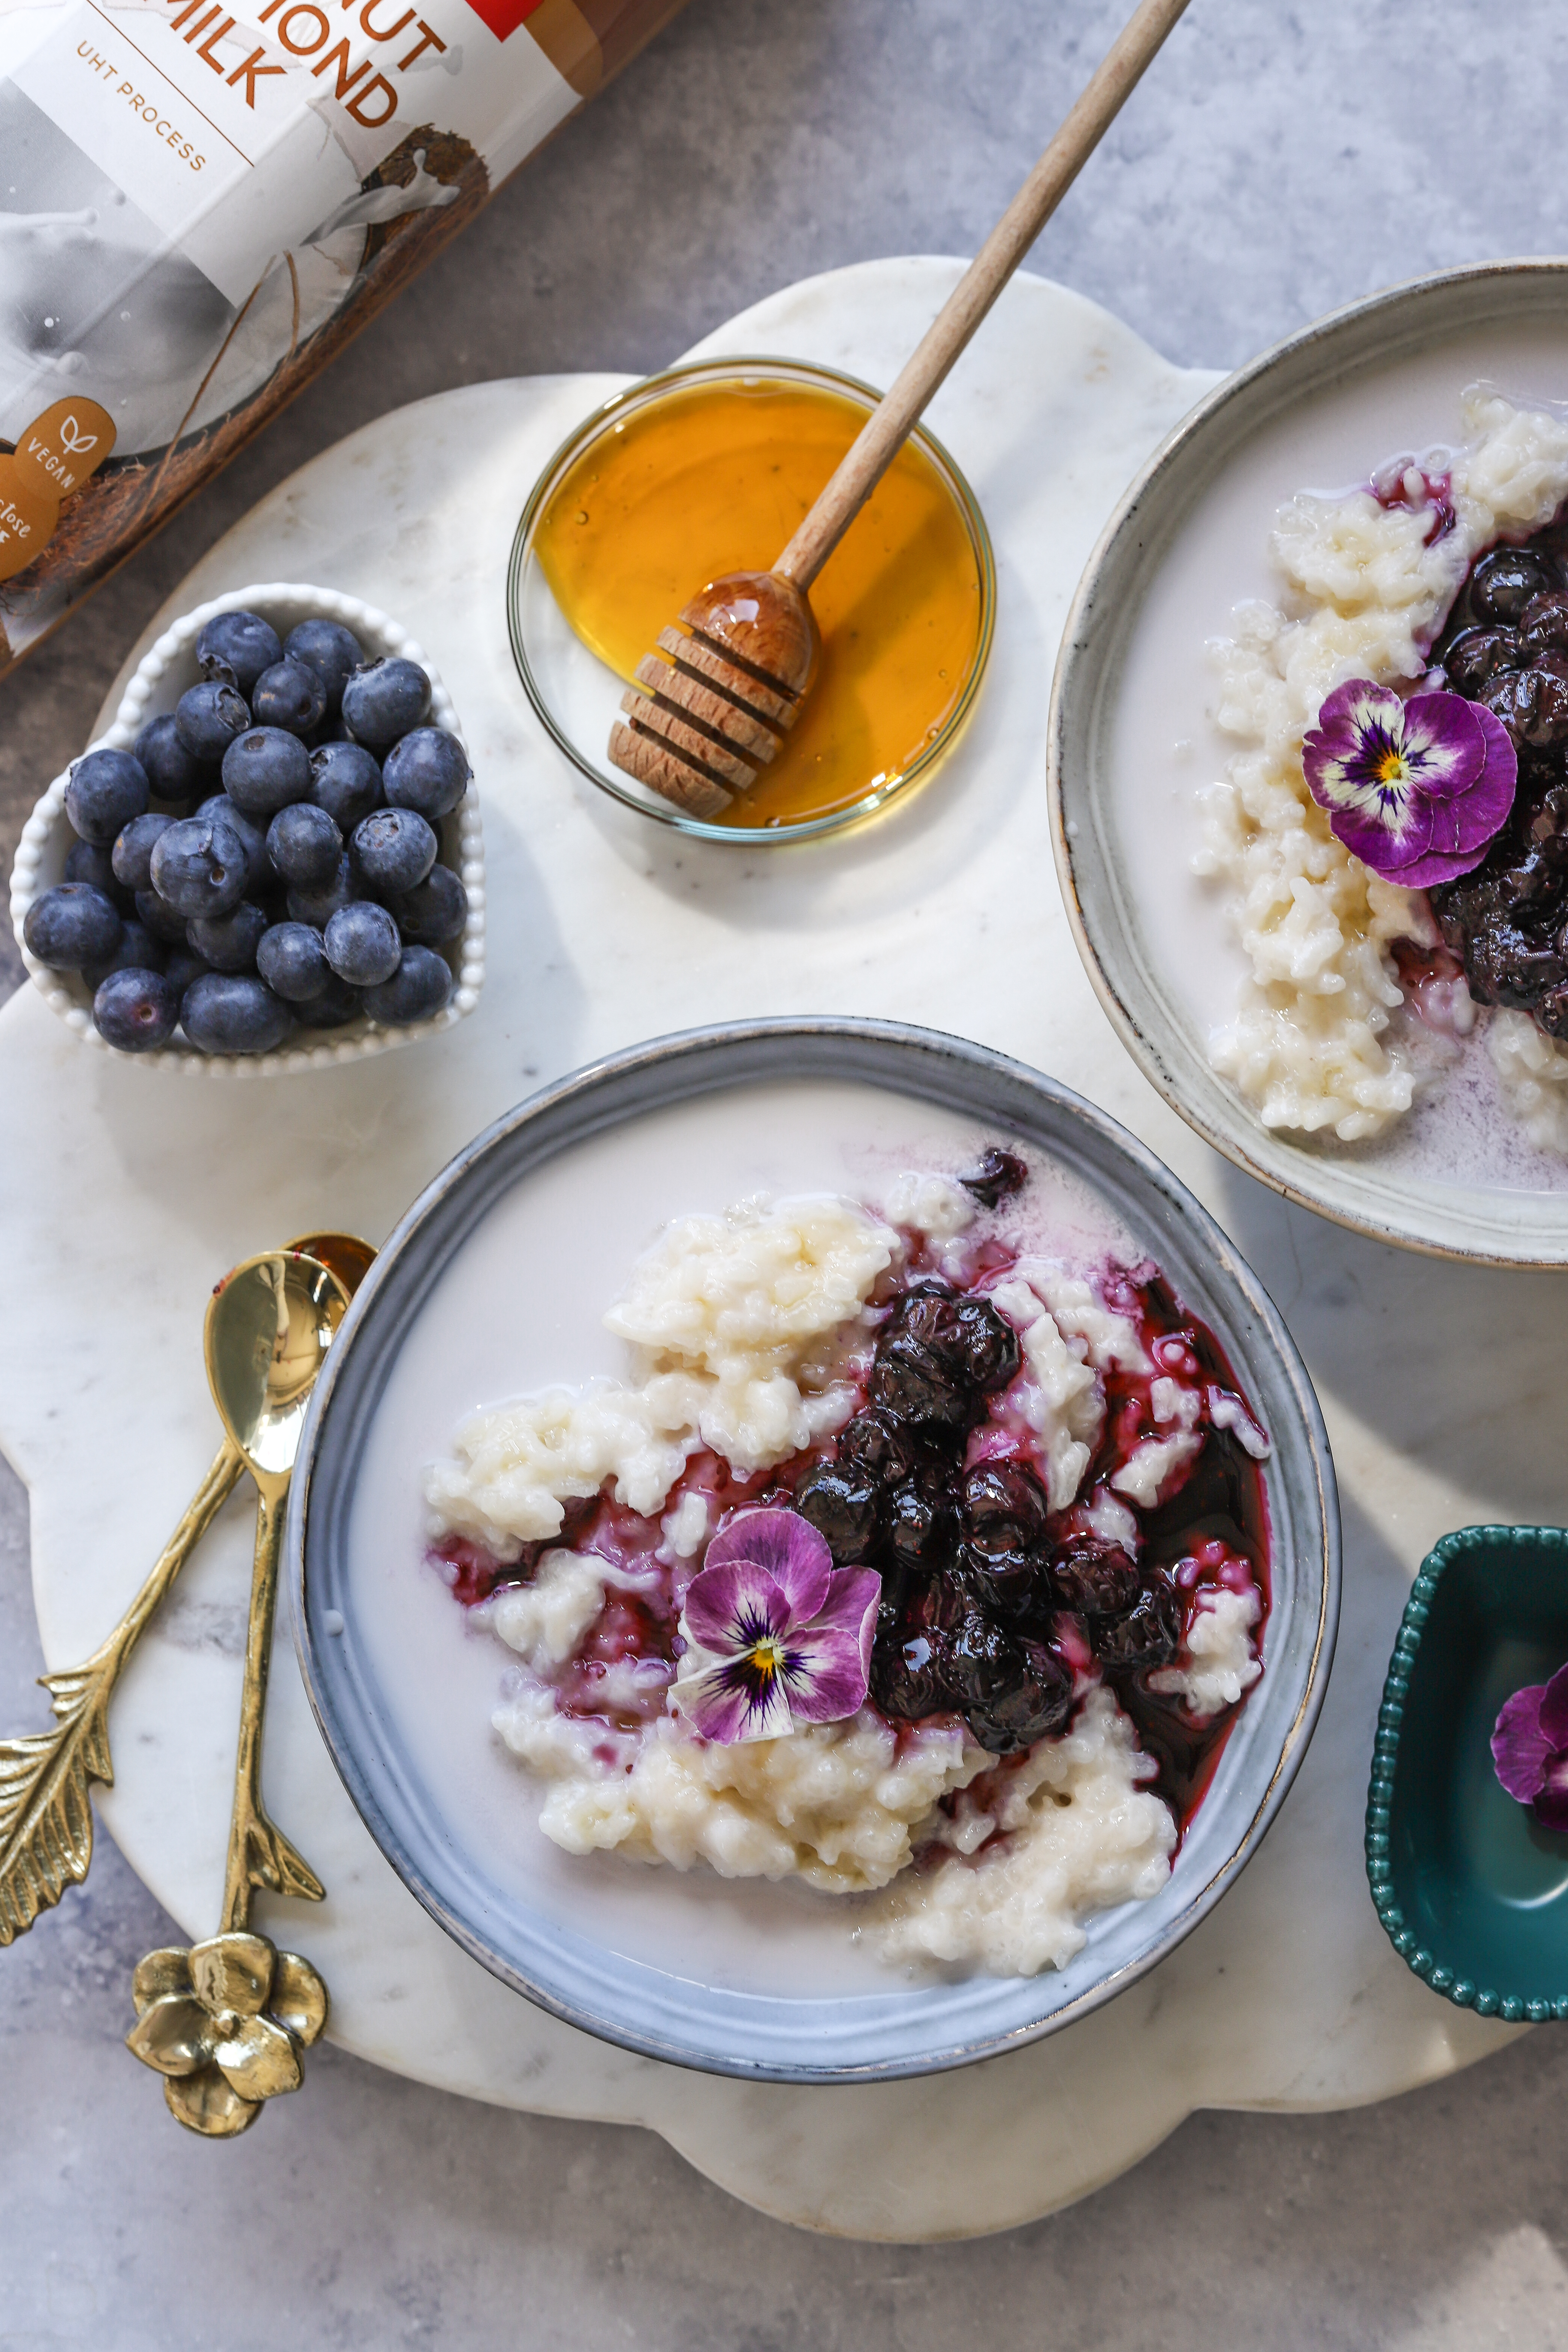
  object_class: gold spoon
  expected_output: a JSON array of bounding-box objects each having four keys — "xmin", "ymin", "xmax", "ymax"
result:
[
  {"xmin": 126, "ymin": 1249, "xmax": 349, "ymax": 2135},
  {"xmin": 0, "ymin": 1232, "xmax": 371, "ymax": 1945}
]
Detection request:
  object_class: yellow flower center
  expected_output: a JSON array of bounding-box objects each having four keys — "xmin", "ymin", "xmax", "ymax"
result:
[
  {"xmin": 1374, "ymin": 748, "xmax": 1410, "ymax": 787},
  {"xmin": 744, "ymin": 1637, "xmax": 785, "ymax": 1683}
]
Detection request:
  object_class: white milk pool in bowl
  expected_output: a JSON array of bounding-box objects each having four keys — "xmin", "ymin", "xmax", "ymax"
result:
[
  {"xmin": 291, "ymin": 1021, "xmax": 1337, "ymax": 2081},
  {"xmin": 1052, "ymin": 260, "xmax": 1568, "ymax": 1263}
]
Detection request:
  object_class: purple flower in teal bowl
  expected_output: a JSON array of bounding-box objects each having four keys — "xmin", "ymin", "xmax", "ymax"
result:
[
  {"xmin": 670, "ymin": 1506, "xmax": 880, "ymax": 1745},
  {"xmin": 1302, "ymin": 679, "xmax": 1516, "ymax": 888},
  {"xmin": 1492, "ymin": 1662, "xmax": 1568, "ymax": 1831}
]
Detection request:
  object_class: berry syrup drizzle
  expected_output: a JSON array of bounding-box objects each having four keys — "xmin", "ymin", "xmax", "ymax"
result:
[
  {"xmin": 1369, "ymin": 458, "xmax": 1456, "ymax": 545},
  {"xmin": 1095, "ymin": 1266, "xmax": 1272, "ymax": 1834},
  {"xmin": 428, "ymin": 1212, "xmax": 1271, "ymax": 1853}
]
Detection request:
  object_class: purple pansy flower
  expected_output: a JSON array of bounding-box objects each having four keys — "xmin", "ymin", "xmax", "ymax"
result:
[
  {"xmin": 1302, "ymin": 679, "xmax": 1516, "ymax": 888},
  {"xmin": 1492, "ymin": 1663, "xmax": 1568, "ymax": 1831},
  {"xmin": 669, "ymin": 1506, "xmax": 880, "ymax": 1745}
]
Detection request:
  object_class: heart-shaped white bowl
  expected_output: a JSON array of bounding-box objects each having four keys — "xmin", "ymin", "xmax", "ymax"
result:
[{"xmin": 9, "ymin": 582, "xmax": 485, "ymax": 1075}]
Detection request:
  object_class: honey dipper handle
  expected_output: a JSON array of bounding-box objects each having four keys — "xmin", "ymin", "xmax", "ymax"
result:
[{"xmin": 772, "ymin": 0, "xmax": 1193, "ymax": 591}]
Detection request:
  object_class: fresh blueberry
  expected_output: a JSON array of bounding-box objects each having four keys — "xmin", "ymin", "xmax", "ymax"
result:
[
  {"xmin": 256, "ymin": 921, "xmax": 332, "ymax": 1002},
  {"xmin": 194, "ymin": 794, "xmax": 269, "ymax": 897},
  {"xmin": 163, "ymin": 945, "xmax": 212, "ymax": 996},
  {"xmin": 309, "ymin": 739, "xmax": 382, "ymax": 831},
  {"xmin": 382, "ymin": 726, "xmax": 470, "ymax": 820},
  {"xmin": 85, "ymin": 919, "xmax": 166, "ymax": 987},
  {"xmin": 196, "ymin": 609, "xmax": 282, "ymax": 695},
  {"xmin": 221, "ymin": 725, "xmax": 312, "ymax": 818},
  {"xmin": 23, "ymin": 883, "xmax": 122, "ymax": 971},
  {"xmin": 180, "ymin": 972, "xmax": 292, "ymax": 1056},
  {"xmin": 64, "ymin": 837, "xmax": 133, "ymax": 909},
  {"xmin": 135, "ymin": 888, "xmax": 196, "ymax": 946},
  {"xmin": 175, "ymin": 680, "xmax": 250, "ymax": 764},
  {"xmin": 342, "ymin": 657, "xmax": 430, "ymax": 752},
  {"xmin": 362, "ymin": 944, "xmax": 454, "ymax": 1026},
  {"xmin": 64, "ymin": 747, "xmax": 150, "ymax": 845},
  {"xmin": 323, "ymin": 899, "xmax": 401, "ymax": 986},
  {"xmin": 387, "ymin": 861, "xmax": 467, "ymax": 947},
  {"xmin": 286, "ymin": 854, "xmax": 356, "ymax": 930},
  {"xmin": 294, "ymin": 972, "xmax": 364, "ymax": 1029},
  {"xmin": 284, "ymin": 619, "xmax": 363, "ymax": 715},
  {"xmin": 250, "ymin": 658, "xmax": 325, "ymax": 738},
  {"xmin": 351, "ymin": 806, "xmax": 437, "ymax": 897},
  {"xmin": 266, "ymin": 801, "xmax": 342, "ymax": 888},
  {"xmin": 149, "ymin": 814, "xmax": 251, "ymax": 919},
  {"xmin": 188, "ymin": 898, "xmax": 268, "ymax": 973},
  {"xmin": 111, "ymin": 812, "xmax": 175, "ymax": 894},
  {"xmin": 93, "ymin": 968, "xmax": 181, "ymax": 1052},
  {"xmin": 134, "ymin": 714, "xmax": 205, "ymax": 805}
]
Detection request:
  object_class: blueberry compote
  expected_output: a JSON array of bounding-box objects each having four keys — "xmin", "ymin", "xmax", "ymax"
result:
[
  {"xmin": 429, "ymin": 1191, "xmax": 1271, "ymax": 1844},
  {"xmin": 844, "ymin": 1256, "xmax": 1270, "ymax": 1838},
  {"xmin": 1428, "ymin": 511, "xmax": 1568, "ymax": 1034}
]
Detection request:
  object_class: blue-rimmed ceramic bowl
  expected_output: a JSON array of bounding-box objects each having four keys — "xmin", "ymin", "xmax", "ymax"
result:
[
  {"xmin": 289, "ymin": 1018, "xmax": 1340, "ymax": 2081},
  {"xmin": 1368, "ymin": 1522, "xmax": 1568, "ymax": 2020}
]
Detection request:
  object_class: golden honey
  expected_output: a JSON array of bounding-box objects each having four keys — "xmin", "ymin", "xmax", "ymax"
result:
[{"xmin": 533, "ymin": 374, "xmax": 987, "ymax": 828}]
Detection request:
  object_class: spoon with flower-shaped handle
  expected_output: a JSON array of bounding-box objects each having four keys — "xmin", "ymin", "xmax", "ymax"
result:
[
  {"xmin": 127, "ymin": 1249, "xmax": 350, "ymax": 2135},
  {"xmin": 0, "ymin": 1233, "xmax": 372, "ymax": 1947}
]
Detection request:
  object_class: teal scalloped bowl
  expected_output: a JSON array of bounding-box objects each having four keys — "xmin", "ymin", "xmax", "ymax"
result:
[{"xmin": 1368, "ymin": 1524, "xmax": 1568, "ymax": 2020}]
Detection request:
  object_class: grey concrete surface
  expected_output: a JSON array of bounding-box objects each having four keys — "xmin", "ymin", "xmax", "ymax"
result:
[{"xmin": 6, "ymin": 1, "xmax": 1568, "ymax": 2341}]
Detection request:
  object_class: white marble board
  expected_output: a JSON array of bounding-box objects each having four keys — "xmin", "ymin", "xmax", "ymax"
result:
[{"xmin": 1, "ymin": 259, "xmax": 1545, "ymax": 2241}]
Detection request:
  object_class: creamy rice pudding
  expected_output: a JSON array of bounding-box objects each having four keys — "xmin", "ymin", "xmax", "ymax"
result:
[
  {"xmin": 421, "ymin": 1152, "xmax": 1271, "ymax": 1978},
  {"xmin": 1197, "ymin": 388, "xmax": 1568, "ymax": 1152}
]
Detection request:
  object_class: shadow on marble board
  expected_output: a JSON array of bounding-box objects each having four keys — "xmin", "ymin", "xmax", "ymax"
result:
[
  {"xmin": 560, "ymin": 619, "xmax": 1029, "ymax": 936},
  {"xmin": 47, "ymin": 796, "xmax": 587, "ymax": 1266}
]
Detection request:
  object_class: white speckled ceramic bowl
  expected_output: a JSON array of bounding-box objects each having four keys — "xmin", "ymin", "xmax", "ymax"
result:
[
  {"xmin": 292, "ymin": 1018, "xmax": 1340, "ymax": 2082},
  {"xmin": 9, "ymin": 582, "xmax": 485, "ymax": 1075}
]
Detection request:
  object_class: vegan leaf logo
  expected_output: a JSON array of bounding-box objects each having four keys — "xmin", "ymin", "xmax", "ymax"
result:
[{"xmin": 58, "ymin": 417, "xmax": 98, "ymax": 455}]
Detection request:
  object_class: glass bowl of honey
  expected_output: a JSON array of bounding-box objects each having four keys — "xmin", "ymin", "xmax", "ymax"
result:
[{"xmin": 507, "ymin": 358, "xmax": 996, "ymax": 843}]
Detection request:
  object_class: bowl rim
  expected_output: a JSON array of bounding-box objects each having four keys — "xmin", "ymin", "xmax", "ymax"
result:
[
  {"xmin": 288, "ymin": 1014, "xmax": 1341, "ymax": 2081},
  {"xmin": 1365, "ymin": 1517, "xmax": 1568, "ymax": 2024},
  {"xmin": 8, "ymin": 580, "xmax": 485, "ymax": 1075},
  {"xmin": 1048, "ymin": 254, "xmax": 1568, "ymax": 1268},
  {"xmin": 505, "ymin": 355, "xmax": 998, "ymax": 847}
]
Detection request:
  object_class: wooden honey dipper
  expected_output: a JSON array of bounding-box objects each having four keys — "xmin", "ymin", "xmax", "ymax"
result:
[{"xmin": 609, "ymin": 0, "xmax": 1193, "ymax": 818}]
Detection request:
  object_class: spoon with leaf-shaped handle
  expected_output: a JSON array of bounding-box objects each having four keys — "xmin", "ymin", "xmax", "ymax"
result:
[
  {"xmin": 0, "ymin": 1232, "xmax": 371, "ymax": 1945},
  {"xmin": 126, "ymin": 1248, "xmax": 349, "ymax": 2135}
]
